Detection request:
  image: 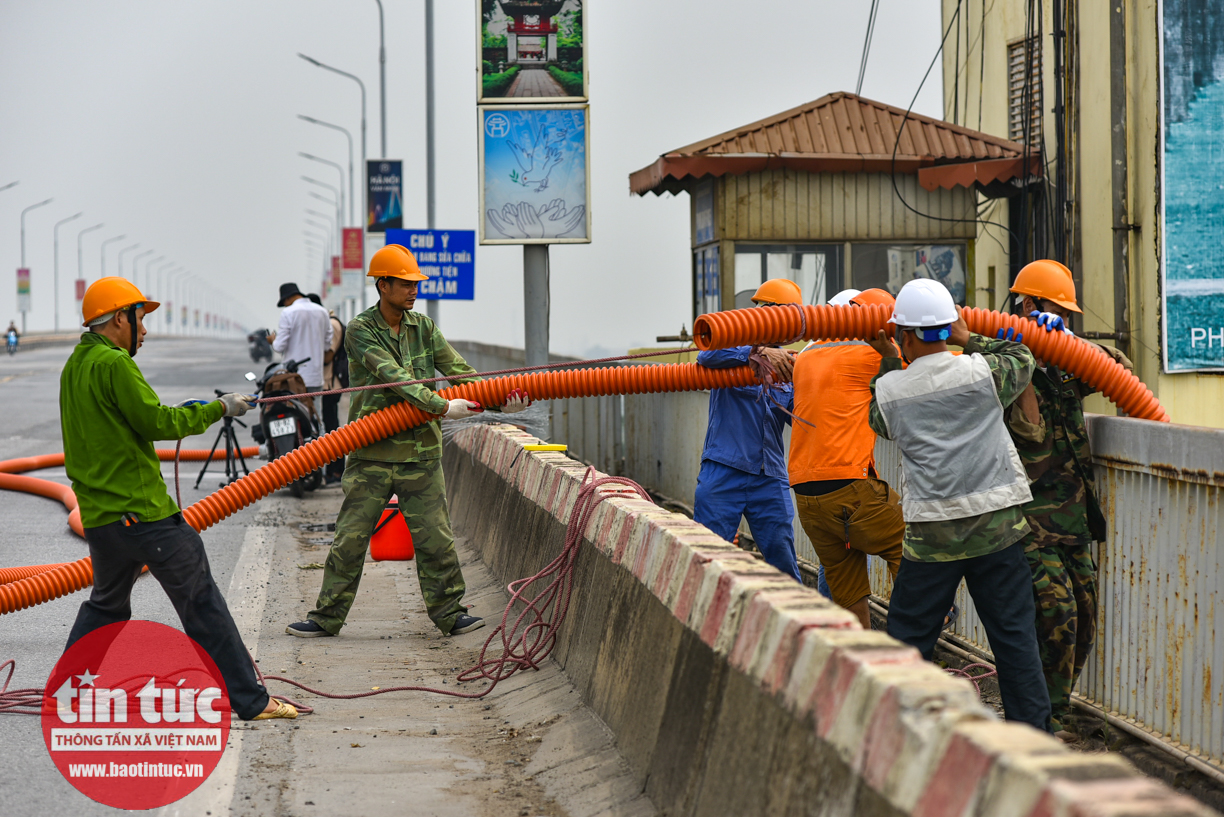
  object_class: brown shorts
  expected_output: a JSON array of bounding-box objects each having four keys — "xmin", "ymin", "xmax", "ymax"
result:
[{"xmin": 794, "ymin": 477, "xmax": 905, "ymax": 609}]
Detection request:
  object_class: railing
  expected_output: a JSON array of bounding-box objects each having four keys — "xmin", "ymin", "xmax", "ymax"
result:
[{"xmin": 448, "ymin": 341, "xmax": 1224, "ymax": 775}]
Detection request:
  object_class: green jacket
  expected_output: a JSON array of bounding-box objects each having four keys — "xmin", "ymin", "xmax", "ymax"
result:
[
  {"xmin": 344, "ymin": 306, "xmax": 481, "ymax": 463},
  {"xmin": 868, "ymin": 333, "xmax": 1034, "ymax": 562},
  {"xmin": 60, "ymin": 332, "xmax": 225, "ymax": 528},
  {"xmin": 1006, "ymin": 342, "xmax": 1133, "ymax": 550}
]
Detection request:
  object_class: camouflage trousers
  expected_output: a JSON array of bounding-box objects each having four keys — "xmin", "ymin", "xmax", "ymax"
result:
[
  {"xmin": 308, "ymin": 457, "xmax": 466, "ymax": 635},
  {"xmin": 1027, "ymin": 541, "xmax": 1097, "ymax": 732}
]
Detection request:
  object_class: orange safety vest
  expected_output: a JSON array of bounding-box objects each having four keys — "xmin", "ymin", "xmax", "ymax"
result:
[{"xmin": 788, "ymin": 339, "xmax": 881, "ymax": 485}]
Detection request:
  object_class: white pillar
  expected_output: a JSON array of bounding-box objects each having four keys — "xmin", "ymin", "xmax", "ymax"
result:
[
  {"xmin": 507, "ymin": 31, "xmax": 517, "ymax": 64},
  {"xmin": 547, "ymin": 32, "xmax": 557, "ymax": 62}
]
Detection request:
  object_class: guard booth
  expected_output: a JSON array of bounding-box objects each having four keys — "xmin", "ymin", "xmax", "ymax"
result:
[{"xmin": 629, "ymin": 92, "xmax": 1040, "ymax": 319}]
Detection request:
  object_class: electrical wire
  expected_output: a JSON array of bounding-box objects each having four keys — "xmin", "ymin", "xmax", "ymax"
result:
[{"xmin": 855, "ymin": 0, "xmax": 882, "ymax": 96}]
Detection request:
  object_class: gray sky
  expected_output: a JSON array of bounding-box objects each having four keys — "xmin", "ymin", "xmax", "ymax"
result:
[{"xmin": 0, "ymin": 0, "xmax": 942, "ymax": 355}]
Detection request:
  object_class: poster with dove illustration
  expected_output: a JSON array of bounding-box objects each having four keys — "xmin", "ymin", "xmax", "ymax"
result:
[{"xmin": 480, "ymin": 105, "xmax": 590, "ymax": 244}]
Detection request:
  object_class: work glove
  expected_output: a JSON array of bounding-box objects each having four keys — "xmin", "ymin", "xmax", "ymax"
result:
[
  {"xmin": 217, "ymin": 393, "xmax": 257, "ymax": 417},
  {"xmin": 501, "ymin": 388, "xmax": 531, "ymax": 414},
  {"xmin": 1029, "ymin": 310, "xmax": 1074, "ymax": 335},
  {"xmin": 995, "ymin": 327, "xmax": 1024, "ymax": 343},
  {"xmin": 445, "ymin": 398, "xmax": 484, "ymax": 420}
]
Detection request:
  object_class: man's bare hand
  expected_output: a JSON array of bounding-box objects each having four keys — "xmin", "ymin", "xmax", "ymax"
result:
[
  {"xmin": 867, "ymin": 330, "xmax": 900, "ymax": 359},
  {"xmin": 758, "ymin": 346, "xmax": 794, "ymax": 382},
  {"xmin": 947, "ymin": 308, "xmax": 971, "ymax": 348}
]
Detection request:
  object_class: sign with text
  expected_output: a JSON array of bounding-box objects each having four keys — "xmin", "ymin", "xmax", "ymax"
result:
[
  {"xmin": 385, "ymin": 229, "xmax": 475, "ymax": 300},
  {"xmin": 479, "ymin": 106, "xmax": 590, "ymax": 245},
  {"xmin": 342, "ymin": 228, "xmax": 364, "ymax": 269},
  {"xmin": 75, "ymin": 279, "xmax": 86, "ymax": 301},
  {"xmin": 331, "ymin": 256, "xmax": 341, "ymax": 286},
  {"xmin": 366, "ymin": 160, "xmax": 403, "ymax": 233},
  {"xmin": 17, "ymin": 268, "xmax": 29, "ymax": 313},
  {"xmin": 1162, "ymin": 0, "xmax": 1224, "ymax": 371}
]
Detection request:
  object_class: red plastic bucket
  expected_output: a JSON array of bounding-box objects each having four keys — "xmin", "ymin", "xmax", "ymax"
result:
[{"xmin": 369, "ymin": 497, "xmax": 414, "ymax": 561}]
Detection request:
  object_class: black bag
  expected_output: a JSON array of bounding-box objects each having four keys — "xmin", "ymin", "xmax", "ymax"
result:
[{"xmin": 328, "ymin": 319, "xmax": 349, "ymax": 388}]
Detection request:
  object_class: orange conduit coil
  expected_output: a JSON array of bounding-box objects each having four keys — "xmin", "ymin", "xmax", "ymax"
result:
[
  {"xmin": 692, "ymin": 304, "xmax": 1169, "ymax": 423},
  {"xmin": 0, "ymin": 447, "xmax": 259, "ymax": 614}
]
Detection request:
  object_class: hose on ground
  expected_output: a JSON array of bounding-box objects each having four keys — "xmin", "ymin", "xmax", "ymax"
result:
[{"xmin": 692, "ymin": 304, "xmax": 1169, "ymax": 422}]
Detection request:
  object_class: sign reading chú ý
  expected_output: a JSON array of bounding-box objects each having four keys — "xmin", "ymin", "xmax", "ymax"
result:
[
  {"xmin": 342, "ymin": 228, "xmax": 364, "ymax": 269},
  {"xmin": 385, "ymin": 229, "xmax": 475, "ymax": 300},
  {"xmin": 41, "ymin": 620, "xmax": 231, "ymax": 810}
]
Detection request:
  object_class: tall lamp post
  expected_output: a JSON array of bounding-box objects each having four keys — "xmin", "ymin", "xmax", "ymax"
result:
[
  {"xmin": 19, "ymin": 198, "xmax": 54, "ymax": 333},
  {"xmin": 53, "ymin": 212, "xmax": 84, "ymax": 332},
  {"xmin": 131, "ymin": 249, "xmax": 155, "ymax": 292},
  {"xmin": 424, "ymin": 0, "xmax": 439, "ymax": 325},
  {"xmin": 299, "ymin": 153, "xmax": 346, "ymax": 229},
  {"xmin": 76, "ymin": 223, "xmax": 104, "ymax": 311},
  {"xmin": 375, "ymin": 0, "xmax": 386, "ymax": 158},
  {"xmin": 298, "ymin": 116, "xmax": 355, "ymax": 226},
  {"xmin": 0, "ymin": 182, "xmax": 18, "ymax": 194},
  {"xmin": 116, "ymin": 244, "xmax": 141, "ymax": 280},
  {"xmin": 100, "ymin": 235, "xmax": 126, "ymax": 278},
  {"xmin": 298, "ymin": 52, "xmax": 368, "ymax": 308},
  {"xmin": 142, "ymin": 255, "xmax": 165, "ymax": 296},
  {"xmin": 155, "ymin": 261, "xmax": 174, "ymax": 332}
]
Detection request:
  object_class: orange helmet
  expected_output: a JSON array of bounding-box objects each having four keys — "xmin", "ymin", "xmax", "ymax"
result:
[
  {"xmin": 1010, "ymin": 259, "xmax": 1081, "ymax": 313},
  {"xmin": 367, "ymin": 244, "xmax": 427, "ymax": 281},
  {"xmin": 751, "ymin": 278, "xmax": 802, "ymax": 306},
  {"xmin": 849, "ymin": 288, "xmax": 896, "ymax": 309},
  {"xmin": 82, "ymin": 277, "xmax": 160, "ymax": 327}
]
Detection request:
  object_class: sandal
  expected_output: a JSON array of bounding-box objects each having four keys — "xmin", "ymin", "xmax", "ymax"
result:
[
  {"xmin": 252, "ymin": 699, "xmax": 298, "ymax": 720},
  {"xmin": 942, "ymin": 603, "xmax": 960, "ymax": 632}
]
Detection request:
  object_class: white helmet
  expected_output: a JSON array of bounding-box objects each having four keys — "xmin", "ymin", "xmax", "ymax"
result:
[
  {"xmin": 827, "ymin": 288, "xmax": 861, "ymax": 306},
  {"xmin": 891, "ymin": 279, "xmax": 958, "ymax": 341}
]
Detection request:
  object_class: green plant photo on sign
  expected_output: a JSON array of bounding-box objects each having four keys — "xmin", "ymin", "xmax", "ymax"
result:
[{"xmin": 478, "ymin": 0, "xmax": 585, "ymax": 101}]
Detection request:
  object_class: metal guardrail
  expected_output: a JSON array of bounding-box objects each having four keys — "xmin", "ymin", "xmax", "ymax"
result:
[{"xmin": 448, "ymin": 341, "xmax": 1224, "ymax": 775}]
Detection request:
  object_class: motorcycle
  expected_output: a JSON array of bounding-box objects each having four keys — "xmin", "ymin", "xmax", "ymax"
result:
[
  {"xmin": 245, "ymin": 357, "xmax": 323, "ymax": 497},
  {"xmin": 6, "ymin": 331, "xmax": 16, "ymax": 356},
  {"xmin": 247, "ymin": 329, "xmax": 273, "ymax": 363}
]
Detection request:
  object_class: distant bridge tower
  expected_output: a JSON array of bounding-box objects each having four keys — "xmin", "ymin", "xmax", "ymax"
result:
[{"xmin": 502, "ymin": 0, "xmax": 563, "ymax": 64}]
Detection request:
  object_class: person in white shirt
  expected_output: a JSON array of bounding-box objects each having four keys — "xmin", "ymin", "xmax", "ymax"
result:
[{"xmin": 270, "ymin": 282, "xmax": 333, "ymax": 390}]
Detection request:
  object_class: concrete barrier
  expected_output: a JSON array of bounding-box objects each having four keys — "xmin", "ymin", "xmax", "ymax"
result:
[{"xmin": 443, "ymin": 423, "xmax": 1214, "ymax": 817}]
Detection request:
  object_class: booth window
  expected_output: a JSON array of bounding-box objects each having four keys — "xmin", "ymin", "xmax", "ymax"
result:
[
  {"xmin": 693, "ymin": 246, "xmax": 720, "ymax": 318},
  {"xmin": 851, "ymin": 243, "xmax": 968, "ymax": 305},
  {"xmin": 732, "ymin": 244, "xmax": 843, "ymax": 308}
]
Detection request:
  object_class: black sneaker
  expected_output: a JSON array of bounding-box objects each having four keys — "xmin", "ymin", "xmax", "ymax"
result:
[
  {"xmin": 450, "ymin": 614, "xmax": 485, "ymax": 635},
  {"xmin": 286, "ymin": 620, "xmax": 333, "ymax": 638}
]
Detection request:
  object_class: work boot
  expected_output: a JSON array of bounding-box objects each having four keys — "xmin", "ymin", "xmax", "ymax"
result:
[
  {"xmin": 450, "ymin": 614, "xmax": 485, "ymax": 635},
  {"xmin": 285, "ymin": 620, "xmax": 333, "ymax": 638}
]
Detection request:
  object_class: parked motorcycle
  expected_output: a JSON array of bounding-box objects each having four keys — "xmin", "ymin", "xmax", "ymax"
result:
[
  {"xmin": 246, "ymin": 357, "xmax": 323, "ymax": 497},
  {"xmin": 247, "ymin": 328, "xmax": 273, "ymax": 363}
]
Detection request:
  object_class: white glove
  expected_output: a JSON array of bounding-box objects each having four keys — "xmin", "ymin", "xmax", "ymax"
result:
[
  {"xmin": 217, "ymin": 393, "xmax": 256, "ymax": 417},
  {"xmin": 445, "ymin": 398, "xmax": 483, "ymax": 420},
  {"xmin": 501, "ymin": 388, "xmax": 531, "ymax": 414}
]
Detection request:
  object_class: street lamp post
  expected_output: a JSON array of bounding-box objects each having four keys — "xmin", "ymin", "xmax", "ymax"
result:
[
  {"xmin": 116, "ymin": 244, "xmax": 141, "ymax": 279},
  {"xmin": 0, "ymin": 182, "xmax": 18, "ymax": 194},
  {"xmin": 76, "ymin": 223, "xmax": 104, "ymax": 313},
  {"xmin": 302, "ymin": 177, "xmax": 343, "ymax": 252},
  {"xmin": 143, "ymin": 255, "xmax": 165, "ymax": 296},
  {"xmin": 299, "ymin": 153, "xmax": 346, "ymax": 230},
  {"xmin": 131, "ymin": 249, "xmax": 155, "ymax": 292},
  {"xmin": 298, "ymin": 52, "xmax": 368, "ymax": 309},
  {"xmin": 19, "ymin": 198, "xmax": 54, "ymax": 333},
  {"xmin": 298, "ymin": 116, "xmax": 355, "ymax": 226},
  {"xmin": 375, "ymin": 0, "xmax": 386, "ymax": 158},
  {"xmin": 100, "ymin": 235, "xmax": 126, "ymax": 279},
  {"xmin": 157, "ymin": 263, "xmax": 175, "ymax": 333},
  {"xmin": 53, "ymin": 212, "xmax": 84, "ymax": 332}
]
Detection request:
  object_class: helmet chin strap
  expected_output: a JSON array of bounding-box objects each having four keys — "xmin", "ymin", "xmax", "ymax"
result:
[{"xmin": 126, "ymin": 305, "xmax": 139, "ymax": 357}]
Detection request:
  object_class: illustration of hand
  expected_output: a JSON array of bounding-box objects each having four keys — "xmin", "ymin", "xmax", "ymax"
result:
[
  {"xmin": 536, "ymin": 199, "xmax": 585, "ymax": 238},
  {"xmin": 553, "ymin": 204, "xmax": 585, "ymax": 237},
  {"xmin": 487, "ymin": 204, "xmax": 527, "ymax": 239},
  {"xmin": 536, "ymin": 199, "xmax": 565, "ymax": 221},
  {"xmin": 515, "ymin": 202, "xmax": 545, "ymax": 239}
]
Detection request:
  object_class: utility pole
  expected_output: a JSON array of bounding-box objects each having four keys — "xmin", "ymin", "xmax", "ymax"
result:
[
  {"xmin": 53, "ymin": 212, "xmax": 84, "ymax": 333},
  {"xmin": 523, "ymin": 245, "xmax": 549, "ymax": 367},
  {"xmin": 76, "ymin": 223, "xmax": 104, "ymax": 313},
  {"xmin": 19, "ymin": 198, "xmax": 53, "ymax": 333},
  {"xmin": 424, "ymin": 0, "xmax": 440, "ymax": 325}
]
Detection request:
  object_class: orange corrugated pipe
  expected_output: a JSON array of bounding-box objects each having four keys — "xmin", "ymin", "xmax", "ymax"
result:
[
  {"xmin": 692, "ymin": 304, "xmax": 1169, "ymax": 422},
  {"xmin": 0, "ymin": 447, "xmax": 258, "ymax": 614}
]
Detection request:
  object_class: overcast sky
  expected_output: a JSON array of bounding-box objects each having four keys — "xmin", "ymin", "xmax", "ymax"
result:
[{"xmin": 0, "ymin": 0, "xmax": 942, "ymax": 356}]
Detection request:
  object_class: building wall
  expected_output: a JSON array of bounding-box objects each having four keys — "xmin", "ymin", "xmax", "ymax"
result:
[{"xmin": 942, "ymin": 0, "xmax": 1224, "ymax": 427}]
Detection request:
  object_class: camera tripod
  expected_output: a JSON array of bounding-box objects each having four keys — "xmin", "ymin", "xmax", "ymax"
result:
[{"xmin": 194, "ymin": 389, "xmax": 251, "ymax": 489}]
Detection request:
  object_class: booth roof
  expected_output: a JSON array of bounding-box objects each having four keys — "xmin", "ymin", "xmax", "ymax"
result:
[{"xmin": 629, "ymin": 91, "xmax": 1040, "ymax": 196}]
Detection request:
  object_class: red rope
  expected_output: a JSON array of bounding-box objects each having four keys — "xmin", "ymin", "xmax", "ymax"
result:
[
  {"xmin": 945, "ymin": 661, "xmax": 998, "ymax": 695},
  {"xmin": 0, "ymin": 467, "xmax": 651, "ymax": 716}
]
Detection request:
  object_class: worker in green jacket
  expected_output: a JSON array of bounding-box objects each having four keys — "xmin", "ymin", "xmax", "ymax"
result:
[{"xmin": 60, "ymin": 277, "xmax": 295, "ymax": 721}]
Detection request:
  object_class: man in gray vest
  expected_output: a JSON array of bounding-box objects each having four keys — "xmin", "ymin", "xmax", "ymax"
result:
[{"xmin": 866, "ymin": 279, "xmax": 1051, "ymax": 732}]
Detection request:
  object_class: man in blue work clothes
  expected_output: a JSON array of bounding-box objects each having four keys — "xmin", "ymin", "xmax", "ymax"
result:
[{"xmin": 693, "ymin": 278, "xmax": 802, "ymax": 582}]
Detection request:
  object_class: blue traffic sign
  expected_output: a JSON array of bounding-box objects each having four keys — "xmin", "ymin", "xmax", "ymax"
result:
[{"xmin": 384, "ymin": 229, "xmax": 475, "ymax": 300}]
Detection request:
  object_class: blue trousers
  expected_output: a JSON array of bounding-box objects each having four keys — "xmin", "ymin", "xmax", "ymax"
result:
[{"xmin": 693, "ymin": 460, "xmax": 802, "ymax": 583}]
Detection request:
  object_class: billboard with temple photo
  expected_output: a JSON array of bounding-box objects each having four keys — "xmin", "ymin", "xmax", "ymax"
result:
[{"xmin": 479, "ymin": 0, "xmax": 586, "ymax": 103}]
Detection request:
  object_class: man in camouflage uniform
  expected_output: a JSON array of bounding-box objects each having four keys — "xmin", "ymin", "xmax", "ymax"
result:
[
  {"xmin": 868, "ymin": 279, "xmax": 1051, "ymax": 731},
  {"xmin": 287, "ymin": 244, "xmax": 529, "ymax": 638},
  {"xmin": 1005, "ymin": 260, "xmax": 1133, "ymax": 737}
]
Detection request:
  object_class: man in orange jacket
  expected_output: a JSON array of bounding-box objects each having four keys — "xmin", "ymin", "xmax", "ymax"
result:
[{"xmin": 789, "ymin": 288, "xmax": 905, "ymax": 627}]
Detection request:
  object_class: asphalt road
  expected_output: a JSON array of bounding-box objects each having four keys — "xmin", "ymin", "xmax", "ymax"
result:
[{"xmin": 0, "ymin": 336, "xmax": 273, "ymax": 817}]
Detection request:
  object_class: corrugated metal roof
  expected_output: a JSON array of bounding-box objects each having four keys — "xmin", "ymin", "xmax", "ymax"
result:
[{"xmin": 629, "ymin": 92, "xmax": 1039, "ymax": 196}]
